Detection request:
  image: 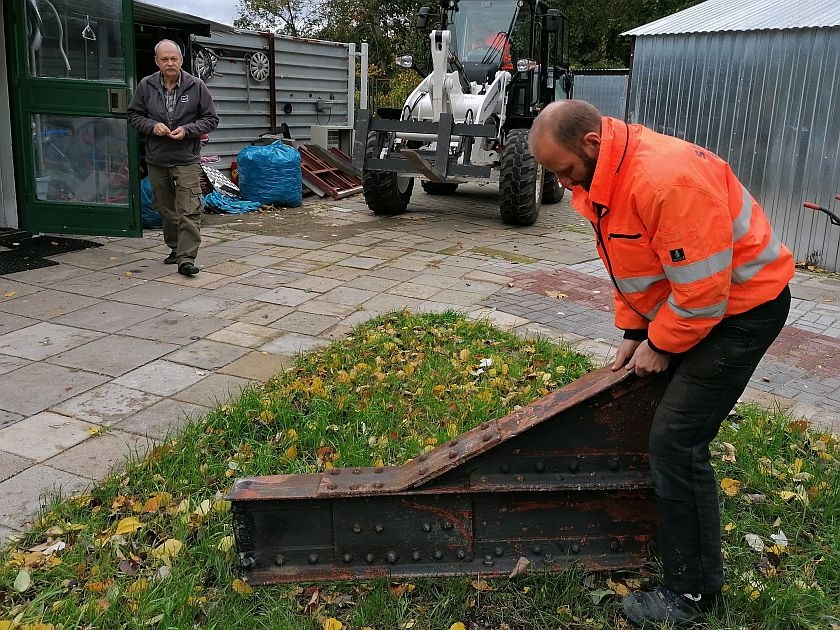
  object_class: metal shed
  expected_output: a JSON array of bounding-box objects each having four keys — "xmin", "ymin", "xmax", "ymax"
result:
[{"xmin": 623, "ymin": 0, "xmax": 840, "ymax": 272}]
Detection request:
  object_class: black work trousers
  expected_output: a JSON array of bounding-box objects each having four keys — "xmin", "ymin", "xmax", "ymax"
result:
[{"xmin": 650, "ymin": 286, "xmax": 790, "ymax": 595}]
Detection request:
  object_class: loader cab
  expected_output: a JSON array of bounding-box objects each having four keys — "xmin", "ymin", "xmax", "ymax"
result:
[{"xmin": 450, "ymin": 0, "xmax": 518, "ymax": 83}]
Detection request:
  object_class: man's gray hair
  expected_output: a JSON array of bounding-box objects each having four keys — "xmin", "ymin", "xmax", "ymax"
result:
[{"xmin": 154, "ymin": 39, "xmax": 183, "ymax": 57}]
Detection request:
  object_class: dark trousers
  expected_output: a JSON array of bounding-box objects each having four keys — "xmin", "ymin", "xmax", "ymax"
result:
[
  {"xmin": 148, "ymin": 163, "xmax": 203, "ymax": 263},
  {"xmin": 650, "ymin": 286, "xmax": 791, "ymax": 594}
]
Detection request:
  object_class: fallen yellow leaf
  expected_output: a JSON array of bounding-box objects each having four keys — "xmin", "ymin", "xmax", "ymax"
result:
[
  {"xmin": 449, "ymin": 623, "xmax": 467, "ymax": 630},
  {"xmin": 151, "ymin": 538, "xmax": 184, "ymax": 563},
  {"xmin": 285, "ymin": 444, "xmax": 298, "ymax": 459},
  {"xmin": 3, "ymin": 291, "xmax": 16, "ymax": 298},
  {"xmin": 88, "ymin": 425, "xmax": 102, "ymax": 437},
  {"xmin": 720, "ymin": 478, "xmax": 741, "ymax": 497},
  {"xmin": 126, "ymin": 579, "xmax": 149, "ymax": 595},
  {"xmin": 778, "ymin": 490, "xmax": 797, "ymax": 501},
  {"xmin": 323, "ymin": 619, "xmax": 343, "ymax": 630},
  {"xmin": 725, "ymin": 522, "xmax": 737, "ymax": 532},
  {"xmin": 115, "ymin": 516, "xmax": 143, "ymax": 536},
  {"xmin": 232, "ymin": 578, "xmax": 252, "ymax": 595},
  {"xmin": 0, "ymin": 621, "xmax": 15, "ymax": 630},
  {"xmin": 607, "ymin": 579, "xmax": 630, "ymax": 596},
  {"xmin": 470, "ymin": 579, "xmax": 494, "ymax": 592},
  {"xmin": 218, "ymin": 535, "xmax": 234, "ymax": 552}
]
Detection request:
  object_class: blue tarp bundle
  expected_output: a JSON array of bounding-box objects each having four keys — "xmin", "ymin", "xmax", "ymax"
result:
[
  {"xmin": 140, "ymin": 177, "xmax": 163, "ymax": 229},
  {"xmin": 202, "ymin": 191, "xmax": 263, "ymax": 214},
  {"xmin": 237, "ymin": 142, "xmax": 302, "ymax": 207}
]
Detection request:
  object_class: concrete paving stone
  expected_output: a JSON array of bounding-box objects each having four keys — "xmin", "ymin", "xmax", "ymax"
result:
[
  {"xmin": 107, "ymin": 280, "xmax": 204, "ymax": 309},
  {"xmin": 0, "ymin": 411, "xmax": 94, "ymax": 461},
  {"xmin": 218, "ymin": 351, "xmax": 293, "ymax": 381},
  {"xmin": 271, "ymin": 311, "xmax": 342, "ymax": 336},
  {"xmin": 215, "ymin": 300, "xmax": 293, "ymax": 325},
  {"xmin": 339, "ymin": 235, "xmax": 387, "ymax": 246},
  {"xmin": 0, "ymin": 523, "xmax": 21, "ymax": 545},
  {"xmin": 298, "ymin": 249, "xmax": 353, "ymax": 264},
  {"xmin": 415, "ymin": 301, "xmax": 467, "ymax": 315},
  {"xmin": 120, "ymin": 312, "xmax": 229, "ymax": 345},
  {"xmin": 0, "ymin": 321, "xmax": 105, "ymax": 361},
  {"xmin": 338, "ymin": 310, "xmax": 381, "ymax": 329},
  {"xmin": 0, "ymin": 409, "xmax": 24, "ymax": 431},
  {"xmin": 322, "ymin": 242, "xmax": 369, "ymax": 254},
  {"xmin": 0, "ymin": 465, "xmax": 92, "ymax": 530},
  {"xmin": 341, "ymin": 275, "xmax": 402, "ymax": 292},
  {"xmin": 156, "ymin": 269, "xmax": 229, "ymax": 289},
  {"xmin": 4, "ymin": 266, "xmax": 94, "ymax": 288},
  {"xmin": 51, "ymin": 247, "xmax": 147, "ymax": 270},
  {"xmin": 263, "ymin": 246, "xmax": 310, "ymax": 259},
  {"xmin": 426, "ymin": 288, "xmax": 496, "ymax": 306},
  {"xmin": 375, "ymin": 257, "xmax": 425, "ymax": 273},
  {"xmin": 101, "ymin": 259, "xmax": 179, "ymax": 280},
  {"xmin": 0, "ymin": 451, "xmax": 33, "ymax": 483},
  {"xmin": 49, "ymin": 270, "xmax": 148, "ymax": 298},
  {"xmin": 361, "ymin": 293, "xmax": 424, "ymax": 313},
  {"xmin": 312, "ymin": 265, "xmax": 369, "ymax": 281},
  {"xmin": 325, "ymin": 324, "xmax": 355, "ymax": 341},
  {"xmin": 335, "ymin": 256, "xmax": 385, "ymax": 270},
  {"xmin": 296, "ymin": 298, "xmax": 359, "ymax": 317},
  {"xmin": 240, "ymin": 235, "xmax": 326, "ymax": 249},
  {"xmin": 172, "ymin": 373, "xmax": 254, "ymax": 406},
  {"xmin": 319, "ymin": 286, "xmax": 379, "ymax": 307},
  {"xmin": 387, "ymin": 281, "xmax": 446, "ymax": 300},
  {"xmin": 359, "ymin": 246, "xmax": 409, "ymax": 260},
  {"xmin": 52, "ymin": 383, "xmax": 161, "ymax": 426},
  {"xmin": 0, "ymin": 289, "xmax": 102, "ymax": 321},
  {"xmin": 207, "ymin": 282, "xmax": 272, "ymax": 303},
  {"xmin": 52, "ymin": 301, "xmax": 164, "ymax": 334},
  {"xmin": 0, "ymin": 362, "xmax": 109, "ymax": 416},
  {"xmin": 270, "ymin": 259, "xmax": 330, "ymax": 273},
  {"xmin": 168, "ymin": 294, "xmax": 244, "ymax": 316},
  {"xmin": 113, "ymin": 359, "xmax": 208, "ymax": 396},
  {"xmin": 259, "ymin": 333, "xmax": 331, "ymax": 356},
  {"xmin": 0, "ymin": 313, "xmax": 39, "ymax": 338},
  {"xmin": 115, "ymin": 399, "xmax": 211, "ymax": 441},
  {"xmin": 234, "ymin": 253, "xmax": 292, "ymax": 268},
  {"xmin": 255, "ymin": 286, "xmax": 317, "ymax": 307},
  {"xmin": 46, "ymin": 429, "xmax": 151, "ymax": 481},
  {"xmin": 284, "ymin": 275, "xmax": 344, "ymax": 293},
  {"xmin": 202, "ymin": 261, "xmax": 260, "ymax": 277},
  {"xmin": 0, "ymin": 354, "xmax": 29, "ymax": 377},
  {"xmin": 464, "ymin": 269, "xmax": 514, "ymax": 285},
  {"xmin": 164, "ymin": 339, "xmax": 250, "ymax": 370},
  {"xmin": 47, "ymin": 335, "xmax": 178, "ymax": 377},
  {"xmin": 239, "ymin": 270, "xmax": 303, "ymax": 289},
  {"xmin": 207, "ymin": 322, "xmax": 281, "ymax": 348}
]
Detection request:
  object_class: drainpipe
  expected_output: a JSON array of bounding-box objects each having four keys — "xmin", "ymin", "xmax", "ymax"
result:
[
  {"xmin": 261, "ymin": 31, "xmax": 277, "ymax": 131},
  {"xmin": 347, "ymin": 42, "xmax": 355, "ymax": 128},
  {"xmin": 360, "ymin": 41, "xmax": 369, "ymax": 112}
]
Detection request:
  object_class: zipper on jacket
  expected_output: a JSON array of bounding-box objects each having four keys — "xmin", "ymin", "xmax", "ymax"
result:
[{"xmin": 608, "ymin": 232, "xmax": 642, "ymax": 240}]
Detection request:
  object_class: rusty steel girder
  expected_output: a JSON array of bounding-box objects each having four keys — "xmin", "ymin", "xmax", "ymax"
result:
[{"xmin": 227, "ymin": 367, "xmax": 667, "ymax": 584}]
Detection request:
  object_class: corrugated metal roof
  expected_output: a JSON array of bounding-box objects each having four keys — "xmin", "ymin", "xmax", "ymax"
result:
[
  {"xmin": 623, "ymin": 0, "xmax": 840, "ymax": 36},
  {"xmin": 134, "ymin": 1, "xmax": 234, "ymax": 35}
]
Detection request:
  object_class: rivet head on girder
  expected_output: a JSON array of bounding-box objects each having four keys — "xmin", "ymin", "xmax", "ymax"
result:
[
  {"xmin": 343, "ymin": 552, "xmax": 353, "ymax": 563},
  {"xmin": 532, "ymin": 545, "xmax": 543, "ymax": 555},
  {"xmin": 366, "ymin": 553, "xmax": 375, "ymax": 564},
  {"xmin": 501, "ymin": 464, "xmax": 510, "ymax": 473},
  {"xmin": 484, "ymin": 554, "xmax": 494, "ymax": 566},
  {"xmin": 308, "ymin": 553, "xmax": 319, "ymax": 564},
  {"xmin": 570, "ymin": 543, "xmax": 580, "ymax": 554},
  {"xmin": 568, "ymin": 459, "xmax": 580, "ymax": 473},
  {"xmin": 482, "ymin": 432, "xmax": 492, "ymax": 442},
  {"xmin": 422, "ymin": 523, "xmax": 432, "ymax": 532},
  {"xmin": 412, "ymin": 550, "xmax": 421, "ymax": 561},
  {"xmin": 434, "ymin": 550, "xmax": 443, "ymax": 560},
  {"xmin": 375, "ymin": 523, "xmax": 384, "ymax": 533},
  {"xmin": 274, "ymin": 554, "xmax": 285, "ymax": 567},
  {"xmin": 449, "ymin": 439, "xmax": 459, "ymax": 447},
  {"xmin": 456, "ymin": 549, "xmax": 466, "ymax": 560},
  {"xmin": 535, "ymin": 461, "xmax": 545, "ymax": 473},
  {"xmin": 443, "ymin": 521, "xmax": 453, "ymax": 530},
  {"xmin": 448, "ymin": 450, "xmax": 457, "ymax": 459},
  {"xmin": 494, "ymin": 546, "xmax": 504, "ymax": 557},
  {"xmin": 352, "ymin": 523, "xmax": 362, "ymax": 534},
  {"xmin": 609, "ymin": 457, "xmax": 620, "ymax": 471},
  {"xmin": 610, "ymin": 539, "xmax": 622, "ymax": 552},
  {"xmin": 419, "ymin": 466, "xmax": 428, "ymax": 475},
  {"xmin": 387, "ymin": 551, "xmax": 398, "ymax": 564}
]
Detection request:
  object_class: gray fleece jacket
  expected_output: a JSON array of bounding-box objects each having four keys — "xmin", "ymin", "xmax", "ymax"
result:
[{"xmin": 127, "ymin": 70, "xmax": 219, "ymax": 167}]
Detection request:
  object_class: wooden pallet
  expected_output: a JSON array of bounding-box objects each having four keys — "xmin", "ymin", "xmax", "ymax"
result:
[{"xmin": 299, "ymin": 145, "xmax": 363, "ymax": 200}]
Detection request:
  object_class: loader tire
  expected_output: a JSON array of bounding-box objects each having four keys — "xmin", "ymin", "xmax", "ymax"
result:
[
  {"xmin": 542, "ymin": 172, "xmax": 565, "ymax": 204},
  {"xmin": 499, "ymin": 128, "xmax": 543, "ymax": 225},
  {"xmin": 421, "ymin": 181, "xmax": 459, "ymax": 195},
  {"xmin": 362, "ymin": 132, "xmax": 413, "ymax": 215}
]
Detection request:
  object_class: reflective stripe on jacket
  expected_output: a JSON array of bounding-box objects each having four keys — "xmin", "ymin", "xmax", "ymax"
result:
[{"xmin": 570, "ymin": 117, "xmax": 794, "ymax": 354}]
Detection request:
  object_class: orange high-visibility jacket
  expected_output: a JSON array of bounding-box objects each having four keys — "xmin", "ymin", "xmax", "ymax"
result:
[{"xmin": 570, "ymin": 117, "xmax": 794, "ymax": 354}]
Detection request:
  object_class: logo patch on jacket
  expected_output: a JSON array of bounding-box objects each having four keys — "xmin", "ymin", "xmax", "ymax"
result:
[
  {"xmin": 670, "ymin": 248, "xmax": 686, "ymax": 262},
  {"xmin": 180, "ymin": 95, "xmax": 189, "ymax": 102}
]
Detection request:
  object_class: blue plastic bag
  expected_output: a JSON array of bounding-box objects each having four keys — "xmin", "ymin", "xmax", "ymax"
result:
[
  {"xmin": 203, "ymin": 191, "xmax": 262, "ymax": 214},
  {"xmin": 237, "ymin": 142, "xmax": 302, "ymax": 207},
  {"xmin": 140, "ymin": 177, "xmax": 163, "ymax": 229}
]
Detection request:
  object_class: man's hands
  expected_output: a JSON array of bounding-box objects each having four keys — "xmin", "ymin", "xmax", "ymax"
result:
[
  {"xmin": 152, "ymin": 123, "xmax": 186, "ymax": 140},
  {"xmin": 611, "ymin": 339, "xmax": 670, "ymax": 377}
]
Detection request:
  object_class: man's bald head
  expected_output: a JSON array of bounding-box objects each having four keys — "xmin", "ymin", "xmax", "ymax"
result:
[{"xmin": 531, "ymin": 100, "xmax": 603, "ymax": 154}]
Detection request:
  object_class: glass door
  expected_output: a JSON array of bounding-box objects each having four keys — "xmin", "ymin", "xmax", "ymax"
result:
[{"xmin": 6, "ymin": 0, "xmax": 140, "ymax": 236}]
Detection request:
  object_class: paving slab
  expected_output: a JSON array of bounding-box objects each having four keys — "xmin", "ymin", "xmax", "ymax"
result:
[
  {"xmin": 114, "ymin": 399, "xmax": 211, "ymax": 441},
  {"xmin": 0, "ymin": 362, "xmax": 109, "ymax": 416},
  {"xmin": 0, "ymin": 465, "xmax": 91, "ymax": 530},
  {"xmin": 207, "ymin": 322, "xmax": 281, "ymax": 348},
  {"xmin": 214, "ymin": 300, "xmax": 293, "ymax": 325},
  {"xmin": 172, "ymin": 373, "xmax": 254, "ymax": 406},
  {"xmin": 45, "ymin": 429, "xmax": 151, "ymax": 481},
  {"xmin": 271, "ymin": 311, "xmax": 342, "ymax": 336},
  {"xmin": 0, "ymin": 450, "xmax": 32, "ymax": 482},
  {"xmin": 255, "ymin": 286, "xmax": 317, "ymax": 307},
  {"xmin": 157, "ymin": 269, "xmax": 229, "ymax": 289},
  {"xmin": 51, "ymin": 383, "xmax": 161, "ymax": 426},
  {"xmin": 259, "ymin": 333, "xmax": 331, "ymax": 356},
  {"xmin": 164, "ymin": 339, "xmax": 250, "ymax": 370},
  {"xmin": 51, "ymin": 301, "xmax": 165, "ymax": 334},
  {"xmin": 0, "ymin": 409, "xmax": 24, "ymax": 430},
  {"xmin": 113, "ymin": 359, "xmax": 208, "ymax": 396},
  {"xmin": 50, "ymin": 247, "xmax": 147, "ymax": 270},
  {"xmin": 46, "ymin": 270, "xmax": 147, "ymax": 298},
  {"xmin": 107, "ymin": 280, "xmax": 204, "ymax": 309},
  {"xmin": 120, "ymin": 312, "xmax": 229, "ymax": 345},
  {"xmin": 0, "ymin": 412, "xmax": 94, "ymax": 462},
  {"xmin": 4, "ymin": 266, "xmax": 92, "ymax": 288},
  {"xmin": 0, "ymin": 354, "xmax": 29, "ymax": 377},
  {"xmin": 0, "ymin": 289, "xmax": 102, "ymax": 321},
  {"xmin": 218, "ymin": 350, "xmax": 294, "ymax": 381},
  {"xmin": 0, "ymin": 321, "xmax": 105, "ymax": 361},
  {"xmin": 0, "ymin": 523, "xmax": 20, "ymax": 545},
  {"xmin": 0, "ymin": 312, "xmax": 40, "ymax": 336},
  {"xmin": 47, "ymin": 335, "xmax": 179, "ymax": 376}
]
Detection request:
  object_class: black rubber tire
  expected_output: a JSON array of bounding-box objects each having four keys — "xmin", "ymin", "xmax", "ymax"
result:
[
  {"xmin": 421, "ymin": 181, "xmax": 459, "ymax": 195},
  {"xmin": 499, "ymin": 128, "xmax": 543, "ymax": 225},
  {"xmin": 362, "ymin": 132, "xmax": 413, "ymax": 215},
  {"xmin": 542, "ymin": 172, "xmax": 565, "ymax": 204}
]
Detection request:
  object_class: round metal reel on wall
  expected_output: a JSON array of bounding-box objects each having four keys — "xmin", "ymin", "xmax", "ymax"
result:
[{"xmin": 248, "ymin": 51, "xmax": 270, "ymax": 82}]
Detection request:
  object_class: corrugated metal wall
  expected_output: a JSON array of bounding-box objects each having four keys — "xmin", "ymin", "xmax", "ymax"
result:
[
  {"xmin": 192, "ymin": 30, "xmax": 352, "ymax": 170},
  {"xmin": 572, "ymin": 72, "xmax": 628, "ymax": 120},
  {"xmin": 627, "ymin": 28, "xmax": 840, "ymax": 272}
]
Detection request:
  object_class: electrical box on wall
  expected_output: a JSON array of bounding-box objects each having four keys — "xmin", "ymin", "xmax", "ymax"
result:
[{"xmin": 310, "ymin": 125, "xmax": 354, "ymax": 155}]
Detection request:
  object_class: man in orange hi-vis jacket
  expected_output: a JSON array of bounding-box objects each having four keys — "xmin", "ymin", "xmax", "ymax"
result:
[
  {"xmin": 529, "ymin": 100, "xmax": 794, "ymax": 627},
  {"xmin": 469, "ymin": 18, "xmax": 513, "ymax": 71}
]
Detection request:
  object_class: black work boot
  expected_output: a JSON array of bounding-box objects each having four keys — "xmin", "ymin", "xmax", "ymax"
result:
[
  {"xmin": 178, "ymin": 261, "xmax": 200, "ymax": 276},
  {"xmin": 622, "ymin": 587, "xmax": 716, "ymax": 627},
  {"xmin": 164, "ymin": 250, "xmax": 178, "ymax": 264}
]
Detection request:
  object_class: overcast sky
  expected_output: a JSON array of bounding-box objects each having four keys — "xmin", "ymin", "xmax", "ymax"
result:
[{"xmin": 143, "ymin": 0, "xmax": 239, "ymax": 27}]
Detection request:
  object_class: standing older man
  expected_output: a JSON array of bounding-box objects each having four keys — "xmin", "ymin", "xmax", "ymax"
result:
[
  {"xmin": 128, "ymin": 39, "xmax": 219, "ymax": 276},
  {"xmin": 529, "ymin": 100, "xmax": 794, "ymax": 626}
]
